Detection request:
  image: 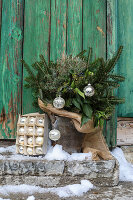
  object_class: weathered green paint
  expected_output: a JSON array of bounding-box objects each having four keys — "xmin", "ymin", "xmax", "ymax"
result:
[
  {"xmin": 23, "ymin": 0, "xmax": 50, "ymax": 114},
  {"xmin": 0, "ymin": 0, "xmax": 119, "ymax": 144},
  {"xmin": 117, "ymin": 0, "xmax": 133, "ymax": 117},
  {"xmin": 83, "ymin": 0, "xmax": 106, "ymax": 59},
  {"xmin": 106, "ymin": 0, "xmax": 118, "ymax": 147},
  {"xmin": 50, "ymin": 0, "xmax": 67, "ymax": 61},
  {"xmin": 0, "ymin": 0, "xmax": 24, "ymax": 139},
  {"xmin": 67, "ymin": 0, "xmax": 82, "ymax": 55}
]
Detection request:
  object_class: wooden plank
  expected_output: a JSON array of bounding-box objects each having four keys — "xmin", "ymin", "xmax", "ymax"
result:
[
  {"xmin": 0, "ymin": 0, "xmax": 2, "ymax": 42},
  {"xmin": 117, "ymin": 118, "xmax": 133, "ymax": 146},
  {"xmin": 0, "ymin": 0, "xmax": 24, "ymax": 139},
  {"xmin": 67, "ymin": 0, "xmax": 82, "ymax": 55},
  {"xmin": 23, "ymin": 0, "xmax": 50, "ymax": 114},
  {"xmin": 107, "ymin": 0, "xmax": 118, "ymax": 147},
  {"xmin": 83, "ymin": 0, "xmax": 106, "ymax": 58},
  {"xmin": 117, "ymin": 0, "xmax": 133, "ymax": 117},
  {"xmin": 50, "ymin": 0, "xmax": 67, "ymax": 61}
]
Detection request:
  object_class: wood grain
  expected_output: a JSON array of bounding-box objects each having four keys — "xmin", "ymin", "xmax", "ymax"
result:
[
  {"xmin": 117, "ymin": 0, "xmax": 133, "ymax": 117},
  {"xmin": 0, "ymin": 0, "xmax": 24, "ymax": 139},
  {"xmin": 23, "ymin": 0, "xmax": 50, "ymax": 114},
  {"xmin": 83, "ymin": 0, "xmax": 106, "ymax": 58},
  {"xmin": 67, "ymin": 0, "xmax": 82, "ymax": 55},
  {"xmin": 50, "ymin": 0, "xmax": 67, "ymax": 61}
]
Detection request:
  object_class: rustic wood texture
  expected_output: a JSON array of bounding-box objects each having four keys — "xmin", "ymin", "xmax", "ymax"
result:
[
  {"xmin": 67, "ymin": 0, "xmax": 82, "ymax": 55},
  {"xmin": 117, "ymin": 118, "xmax": 133, "ymax": 146},
  {"xmin": 106, "ymin": 0, "xmax": 118, "ymax": 147},
  {"xmin": 23, "ymin": 0, "xmax": 50, "ymax": 114},
  {"xmin": 117, "ymin": 0, "xmax": 133, "ymax": 117},
  {"xmin": 0, "ymin": 0, "xmax": 24, "ymax": 139},
  {"xmin": 83, "ymin": 0, "xmax": 106, "ymax": 58},
  {"xmin": 50, "ymin": 0, "xmax": 67, "ymax": 61}
]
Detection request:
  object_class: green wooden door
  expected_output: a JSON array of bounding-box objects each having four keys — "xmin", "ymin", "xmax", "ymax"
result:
[{"xmin": 0, "ymin": 0, "xmax": 118, "ymax": 147}]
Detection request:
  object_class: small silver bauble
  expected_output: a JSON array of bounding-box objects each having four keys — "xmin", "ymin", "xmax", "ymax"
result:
[
  {"xmin": 19, "ymin": 146, "xmax": 24, "ymax": 154},
  {"xmin": 83, "ymin": 83, "xmax": 95, "ymax": 97},
  {"xmin": 28, "ymin": 127, "xmax": 34, "ymax": 135},
  {"xmin": 35, "ymin": 137, "xmax": 44, "ymax": 145},
  {"xmin": 38, "ymin": 118, "xmax": 44, "ymax": 124},
  {"xmin": 36, "ymin": 127, "xmax": 44, "ymax": 136},
  {"xmin": 27, "ymin": 137, "xmax": 33, "ymax": 145},
  {"xmin": 19, "ymin": 127, "xmax": 25, "ymax": 134},
  {"xmin": 29, "ymin": 117, "xmax": 36, "ymax": 124},
  {"xmin": 19, "ymin": 136, "xmax": 24, "ymax": 145},
  {"xmin": 27, "ymin": 147, "xmax": 33, "ymax": 155},
  {"xmin": 53, "ymin": 95, "xmax": 65, "ymax": 109},
  {"xmin": 20, "ymin": 117, "xmax": 27, "ymax": 124},
  {"xmin": 49, "ymin": 129, "xmax": 61, "ymax": 141},
  {"xmin": 35, "ymin": 147, "xmax": 43, "ymax": 154}
]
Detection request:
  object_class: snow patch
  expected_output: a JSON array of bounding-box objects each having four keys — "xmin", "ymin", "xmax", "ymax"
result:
[
  {"xmin": 45, "ymin": 145, "xmax": 92, "ymax": 161},
  {"xmin": 27, "ymin": 196, "xmax": 35, "ymax": 200},
  {"xmin": 0, "ymin": 180, "xmax": 94, "ymax": 198},
  {"xmin": 112, "ymin": 147, "xmax": 133, "ymax": 181},
  {"xmin": 0, "ymin": 145, "xmax": 92, "ymax": 161}
]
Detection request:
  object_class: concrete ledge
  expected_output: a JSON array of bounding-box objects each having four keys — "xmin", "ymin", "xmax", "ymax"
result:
[{"xmin": 0, "ymin": 158, "xmax": 119, "ymax": 187}]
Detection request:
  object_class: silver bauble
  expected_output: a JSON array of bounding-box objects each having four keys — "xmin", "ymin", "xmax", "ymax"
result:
[
  {"xmin": 19, "ymin": 146, "xmax": 24, "ymax": 154},
  {"xmin": 49, "ymin": 129, "xmax": 61, "ymax": 141},
  {"xmin": 27, "ymin": 147, "xmax": 33, "ymax": 155},
  {"xmin": 28, "ymin": 127, "xmax": 34, "ymax": 135},
  {"xmin": 35, "ymin": 137, "xmax": 44, "ymax": 145},
  {"xmin": 83, "ymin": 83, "xmax": 95, "ymax": 97},
  {"xmin": 20, "ymin": 117, "xmax": 27, "ymax": 124},
  {"xmin": 38, "ymin": 118, "xmax": 44, "ymax": 124},
  {"xmin": 19, "ymin": 136, "xmax": 24, "ymax": 145},
  {"xmin": 27, "ymin": 137, "xmax": 33, "ymax": 145},
  {"xmin": 19, "ymin": 127, "xmax": 25, "ymax": 134},
  {"xmin": 36, "ymin": 127, "xmax": 44, "ymax": 136},
  {"xmin": 53, "ymin": 95, "xmax": 65, "ymax": 109},
  {"xmin": 29, "ymin": 117, "xmax": 36, "ymax": 124},
  {"xmin": 35, "ymin": 147, "xmax": 43, "ymax": 154}
]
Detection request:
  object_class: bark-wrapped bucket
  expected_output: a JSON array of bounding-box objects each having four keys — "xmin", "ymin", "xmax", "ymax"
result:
[{"xmin": 38, "ymin": 98, "xmax": 113, "ymax": 160}]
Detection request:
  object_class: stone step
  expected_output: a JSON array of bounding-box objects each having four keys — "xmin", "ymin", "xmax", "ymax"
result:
[{"xmin": 0, "ymin": 143, "xmax": 119, "ymax": 187}]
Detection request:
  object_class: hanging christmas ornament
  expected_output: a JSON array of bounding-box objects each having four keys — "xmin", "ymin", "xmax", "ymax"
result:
[
  {"xmin": 35, "ymin": 147, "xmax": 43, "ymax": 155},
  {"xmin": 27, "ymin": 147, "xmax": 33, "ymax": 155},
  {"xmin": 36, "ymin": 127, "xmax": 44, "ymax": 136},
  {"xmin": 19, "ymin": 136, "xmax": 24, "ymax": 145},
  {"xmin": 20, "ymin": 117, "xmax": 27, "ymax": 124},
  {"xmin": 83, "ymin": 83, "xmax": 95, "ymax": 97},
  {"xmin": 49, "ymin": 129, "xmax": 61, "ymax": 141},
  {"xmin": 27, "ymin": 137, "xmax": 33, "ymax": 145},
  {"xmin": 53, "ymin": 95, "xmax": 65, "ymax": 109},
  {"xmin": 35, "ymin": 137, "xmax": 44, "ymax": 145}
]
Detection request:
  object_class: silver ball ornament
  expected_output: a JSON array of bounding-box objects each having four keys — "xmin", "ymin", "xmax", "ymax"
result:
[
  {"xmin": 19, "ymin": 127, "xmax": 25, "ymax": 134},
  {"xmin": 27, "ymin": 137, "xmax": 33, "ymax": 145},
  {"xmin": 20, "ymin": 117, "xmax": 27, "ymax": 124},
  {"xmin": 53, "ymin": 95, "xmax": 65, "ymax": 109},
  {"xmin": 35, "ymin": 137, "xmax": 44, "ymax": 145},
  {"xmin": 35, "ymin": 147, "xmax": 43, "ymax": 155},
  {"xmin": 29, "ymin": 117, "xmax": 36, "ymax": 124},
  {"xmin": 19, "ymin": 136, "xmax": 24, "ymax": 145},
  {"xmin": 49, "ymin": 129, "xmax": 61, "ymax": 141},
  {"xmin": 83, "ymin": 83, "xmax": 95, "ymax": 97},
  {"xmin": 36, "ymin": 127, "xmax": 44, "ymax": 136},
  {"xmin": 38, "ymin": 118, "xmax": 44, "ymax": 124},
  {"xmin": 27, "ymin": 147, "xmax": 33, "ymax": 155},
  {"xmin": 28, "ymin": 127, "xmax": 34, "ymax": 135},
  {"xmin": 19, "ymin": 146, "xmax": 24, "ymax": 154}
]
